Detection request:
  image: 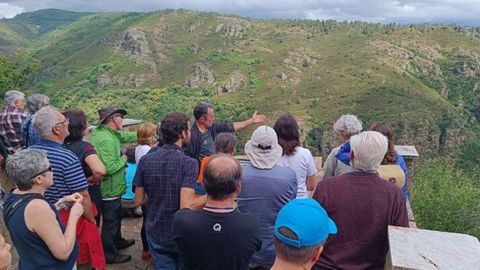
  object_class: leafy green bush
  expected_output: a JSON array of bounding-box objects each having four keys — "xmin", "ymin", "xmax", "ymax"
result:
[{"xmin": 411, "ymin": 159, "xmax": 480, "ymax": 238}]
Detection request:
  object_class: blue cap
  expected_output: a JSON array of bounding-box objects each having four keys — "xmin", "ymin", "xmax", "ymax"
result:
[{"xmin": 274, "ymin": 198, "xmax": 337, "ymax": 248}]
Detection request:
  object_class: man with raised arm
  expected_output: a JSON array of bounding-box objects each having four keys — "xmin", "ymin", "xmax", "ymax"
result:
[{"xmin": 184, "ymin": 102, "xmax": 267, "ymax": 163}]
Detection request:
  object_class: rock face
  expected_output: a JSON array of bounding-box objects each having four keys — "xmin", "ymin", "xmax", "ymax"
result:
[
  {"xmin": 386, "ymin": 226, "xmax": 480, "ymax": 270},
  {"xmin": 187, "ymin": 43, "xmax": 201, "ymax": 54},
  {"xmin": 281, "ymin": 48, "xmax": 319, "ymax": 85},
  {"xmin": 215, "ymin": 18, "xmax": 251, "ymax": 37},
  {"xmin": 121, "ymin": 29, "xmax": 150, "ymax": 55},
  {"xmin": 217, "ymin": 71, "xmax": 247, "ymax": 94},
  {"xmin": 185, "ymin": 63, "xmax": 215, "ymax": 87}
]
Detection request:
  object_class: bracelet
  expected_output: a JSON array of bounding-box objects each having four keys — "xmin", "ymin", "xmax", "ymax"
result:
[{"xmin": 56, "ymin": 198, "xmax": 70, "ymax": 209}]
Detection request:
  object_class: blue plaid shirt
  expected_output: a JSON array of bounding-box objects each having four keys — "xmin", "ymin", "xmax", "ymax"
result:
[
  {"xmin": 21, "ymin": 115, "xmax": 40, "ymax": 147},
  {"xmin": 133, "ymin": 143, "xmax": 198, "ymax": 245}
]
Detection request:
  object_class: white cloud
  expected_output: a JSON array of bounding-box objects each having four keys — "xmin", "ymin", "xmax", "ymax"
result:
[
  {"xmin": 0, "ymin": 0, "xmax": 479, "ymax": 25},
  {"xmin": 0, "ymin": 3, "xmax": 24, "ymax": 18}
]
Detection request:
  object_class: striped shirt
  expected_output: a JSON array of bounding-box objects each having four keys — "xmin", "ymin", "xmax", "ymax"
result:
[{"xmin": 30, "ymin": 139, "xmax": 88, "ymax": 205}]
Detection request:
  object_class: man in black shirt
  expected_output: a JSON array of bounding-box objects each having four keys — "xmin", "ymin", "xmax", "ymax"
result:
[
  {"xmin": 184, "ymin": 102, "xmax": 267, "ymax": 163},
  {"xmin": 173, "ymin": 154, "xmax": 261, "ymax": 270}
]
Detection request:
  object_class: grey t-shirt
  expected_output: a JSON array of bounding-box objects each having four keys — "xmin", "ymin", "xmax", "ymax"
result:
[
  {"xmin": 199, "ymin": 130, "xmax": 215, "ymax": 160},
  {"xmin": 237, "ymin": 163, "xmax": 297, "ymax": 266}
]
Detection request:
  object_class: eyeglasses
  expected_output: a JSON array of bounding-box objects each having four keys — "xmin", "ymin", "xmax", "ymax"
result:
[
  {"xmin": 31, "ymin": 165, "xmax": 52, "ymax": 179},
  {"xmin": 55, "ymin": 118, "xmax": 69, "ymax": 126}
]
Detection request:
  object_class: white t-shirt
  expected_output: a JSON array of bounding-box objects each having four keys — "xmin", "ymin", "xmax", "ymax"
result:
[
  {"xmin": 135, "ymin": 145, "xmax": 152, "ymax": 165},
  {"xmin": 276, "ymin": 146, "xmax": 318, "ymax": 198}
]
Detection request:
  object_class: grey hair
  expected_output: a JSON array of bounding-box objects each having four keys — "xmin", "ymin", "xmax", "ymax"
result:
[
  {"xmin": 350, "ymin": 131, "xmax": 388, "ymax": 171},
  {"xmin": 333, "ymin": 114, "xmax": 363, "ymax": 136},
  {"xmin": 34, "ymin": 106, "xmax": 61, "ymax": 138},
  {"xmin": 4, "ymin": 90, "xmax": 25, "ymax": 105},
  {"xmin": 26, "ymin": 94, "xmax": 50, "ymax": 113},
  {"xmin": 6, "ymin": 148, "xmax": 49, "ymax": 191},
  {"xmin": 214, "ymin": 133, "xmax": 237, "ymax": 154}
]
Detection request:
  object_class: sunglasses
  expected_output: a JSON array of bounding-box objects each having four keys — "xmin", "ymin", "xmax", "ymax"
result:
[{"xmin": 31, "ymin": 165, "xmax": 52, "ymax": 179}]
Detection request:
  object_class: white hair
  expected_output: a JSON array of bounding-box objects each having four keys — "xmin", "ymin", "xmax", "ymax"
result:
[
  {"xmin": 350, "ymin": 131, "xmax": 388, "ymax": 171},
  {"xmin": 4, "ymin": 90, "xmax": 25, "ymax": 105},
  {"xmin": 333, "ymin": 114, "xmax": 363, "ymax": 136},
  {"xmin": 34, "ymin": 106, "xmax": 61, "ymax": 138},
  {"xmin": 26, "ymin": 94, "xmax": 50, "ymax": 113}
]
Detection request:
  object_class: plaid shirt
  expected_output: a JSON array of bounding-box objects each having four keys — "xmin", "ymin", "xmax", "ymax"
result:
[
  {"xmin": 0, "ymin": 105, "xmax": 29, "ymax": 154},
  {"xmin": 133, "ymin": 144, "xmax": 198, "ymax": 245}
]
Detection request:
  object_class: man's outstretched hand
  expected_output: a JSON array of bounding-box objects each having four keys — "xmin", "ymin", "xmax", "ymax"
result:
[{"xmin": 251, "ymin": 111, "xmax": 267, "ymax": 124}]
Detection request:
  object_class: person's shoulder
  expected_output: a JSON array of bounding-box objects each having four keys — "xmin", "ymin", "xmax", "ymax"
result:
[
  {"xmin": 182, "ymin": 154, "xmax": 198, "ymax": 165},
  {"xmin": 295, "ymin": 146, "xmax": 312, "ymax": 155},
  {"xmin": 173, "ymin": 208, "xmax": 197, "ymax": 224},
  {"xmin": 25, "ymin": 197, "xmax": 51, "ymax": 212}
]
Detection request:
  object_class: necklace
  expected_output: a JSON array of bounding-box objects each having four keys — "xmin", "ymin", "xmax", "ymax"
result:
[{"xmin": 203, "ymin": 205, "xmax": 235, "ymax": 211}]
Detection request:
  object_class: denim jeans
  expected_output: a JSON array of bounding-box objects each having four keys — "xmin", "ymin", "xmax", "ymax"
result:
[
  {"xmin": 146, "ymin": 235, "xmax": 178, "ymax": 270},
  {"xmin": 101, "ymin": 198, "xmax": 126, "ymax": 261}
]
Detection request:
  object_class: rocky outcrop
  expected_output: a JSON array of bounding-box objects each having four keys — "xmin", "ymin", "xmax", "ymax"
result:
[
  {"xmin": 187, "ymin": 43, "xmax": 201, "ymax": 54},
  {"xmin": 98, "ymin": 29, "xmax": 150, "ymax": 55},
  {"xmin": 121, "ymin": 29, "xmax": 150, "ymax": 55},
  {"xmin": 217, "ymin": 71, "xmax": 247, "ymax": 94},
  {"xmin": 215, "ymin": 18, "xmax": 251, "ymax": 37},
  {"xmin": 185, "ymin": 63, "xmax": 215, "ymax": 87},
  {"xmin": 281, "ymin": 48, "xmax": 319, "ymax": 85}
]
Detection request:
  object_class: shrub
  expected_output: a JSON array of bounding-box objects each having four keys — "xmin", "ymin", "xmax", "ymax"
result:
[{"xmin": 411, "ymin": 158, "xmax": 480, "ymax": 239}]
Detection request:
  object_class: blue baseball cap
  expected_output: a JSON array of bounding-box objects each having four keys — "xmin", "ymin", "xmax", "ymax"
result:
[{"xmin": 274, "ymin": 198, "xmax": 337, "ymax": 248}]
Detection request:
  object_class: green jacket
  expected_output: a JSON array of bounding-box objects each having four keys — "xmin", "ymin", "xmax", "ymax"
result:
[{"xmin": 91, "ymin": 125, "xmax": 137, "ymax": 198}]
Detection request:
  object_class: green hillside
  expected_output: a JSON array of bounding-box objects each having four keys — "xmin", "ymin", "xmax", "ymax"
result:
[
  {"xmin": 0, "ymin": 9, "xmax": 92, "ymax": 52},
  {"xmin": 1, "ymin": 9, "xmax": 479, "ymax": 173}
]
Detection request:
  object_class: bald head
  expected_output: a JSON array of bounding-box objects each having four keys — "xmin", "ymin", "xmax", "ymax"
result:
[{"xmin": 204, "ymin": 154, "xmax": 242, "ymax": 200}]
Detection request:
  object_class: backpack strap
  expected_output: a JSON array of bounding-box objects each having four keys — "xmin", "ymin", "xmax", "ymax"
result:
[{"xmin": 3, "ymin": 193, "xmax": 45, "ymax": 229}]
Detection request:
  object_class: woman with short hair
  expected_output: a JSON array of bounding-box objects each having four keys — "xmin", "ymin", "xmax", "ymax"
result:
[
  {"xmin": 135, "ymin": 123, "xmax": 157, "ymax": 164},
  {"xmin": 21, "ymin": 94, "xmax": 50, "ymax": 147},
  {"xmin": 63, "ymin": 110, "xmax": 107, "ymax": 270},
  {"xmin": 322, "ymin": 114, "xmax": 363, "ymax": 178},
  {"xmin": 133, "ymin": 123, "xmax": 157, "ymax": 261},
  {"xmin": 63, "ymin": 110, "xmax": 106, "ymax": 224},
  {"xmin": 274, "ymin": 115, "xmax": 318, "ymax": 198},
  {"xmin": 3, "ymin": 149, "xmax": 83, "ymax": 269}
]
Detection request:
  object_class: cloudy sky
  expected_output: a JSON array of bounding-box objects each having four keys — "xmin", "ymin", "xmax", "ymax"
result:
[{"xmin": 1, "ymin": 0, "xmax": 479, "ymax": 25}]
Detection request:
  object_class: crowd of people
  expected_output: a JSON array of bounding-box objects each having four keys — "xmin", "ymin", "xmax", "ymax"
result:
[{"xmin": 0, "ymin": 90, "xmax": 410, "ymax": 270}]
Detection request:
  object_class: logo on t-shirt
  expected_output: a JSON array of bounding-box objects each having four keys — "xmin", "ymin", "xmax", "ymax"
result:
[{"xmin": 213, "ymin": 223, "xmax": 222, "ymax": 232}]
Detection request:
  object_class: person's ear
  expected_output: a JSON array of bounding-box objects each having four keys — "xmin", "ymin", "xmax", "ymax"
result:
[
  {"xmin": 52, "ymin": 125, "xmax": 61, "ymax": 136},
  {"xmin": 349, "ymin": 150, "xmax": 354, "ymax": 163},
  {"xmin": 180, "ymin": 129, "xmax": 187, "ymax": 140},
  {"xmin": 312, "ymin": 245, "xmax": 324, "ymax": 263},
  {"xmin": 236, "ymin": 182, "xmax": 242, "ymax": 195}
]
